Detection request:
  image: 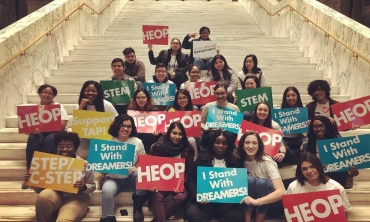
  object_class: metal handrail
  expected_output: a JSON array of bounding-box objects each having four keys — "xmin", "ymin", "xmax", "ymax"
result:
[
  {"xmin": 0, "ymin": 0, "xmax": 116, "ymax": 70},
  {"xmin": 252, "ymin": 0, "xmax": 370, "ymax": 64}
]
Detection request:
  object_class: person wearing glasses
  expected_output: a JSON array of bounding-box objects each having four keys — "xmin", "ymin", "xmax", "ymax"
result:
[
  {"xmin": 22, "ymin": 84, "xmax": 69, "ymax": 189},
  {"xmin": 180, "ymin": 65, "xmax": 203, "ymax": 90},
  {"xmin": 238, "ymin": 54, "xmax": 267, "ymax": 88},
  {"xmin": 148, "ymin": 38, "xmax": 189, "ymax": 90},
  {"xmin": 123, "ymin": 47, "xmax": 146, "ymax": 89},
  {"xmin": 100, "ymin": 114, "xmax": 146, "ymax": 222}
]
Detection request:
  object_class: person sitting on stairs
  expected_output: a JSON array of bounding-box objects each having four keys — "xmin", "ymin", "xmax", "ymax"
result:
[{"xmin": 123, "ymin": 47, "xmax": 146, "ymax": 89}]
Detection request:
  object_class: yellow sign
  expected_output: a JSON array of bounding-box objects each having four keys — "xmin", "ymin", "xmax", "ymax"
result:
[
  {"xmin": 72, "ymin": 110, "xmax": 115, "ymax": 140},
  {"xmin": 26, "ymin": 152, "xmax": 85, "ymax": 194}
]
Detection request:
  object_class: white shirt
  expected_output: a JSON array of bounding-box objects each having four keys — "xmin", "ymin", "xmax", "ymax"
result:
[
  {"xmin": 147, "ymin": 79, "xmax": 175, "ymax": 84},
  {"xmin": 213, "ymin": 158, "xmax": 226, "ymax": 168},
  {"xmin": 167, "ymin": 55, "xmax": 178, "ymax": 74},
  {"xmin": 244, "ymin": 155, "xmax": 281, "ymax": 180},
  {"xmin": 85, "ymin": 100, "xmax": 118, "ymax": 117},
  {"xmin": 315, "ymin": 101, "xmax": 330, "ymax": 117},
  {"xmin": 286, "ymin": 179, "xmax": 351, "ymax": 212}
]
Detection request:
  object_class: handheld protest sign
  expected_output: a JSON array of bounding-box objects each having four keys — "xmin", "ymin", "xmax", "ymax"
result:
[
  {"xmin": 317, "ymin": 134, "xmax": 370, "ymax": 173},
  {"xmin": 127, "ymin": 110, "xmax": 166, "ymax": 133},
  {"xmin": 331, "ymin": 95, "xmax": 370, "ymax": 131},
  {"xmin": 184, "ymin": 82, "xmax": 217, "ymax": 105},
  {"xmin": 136, "ymin": 155, "xmax": 185, "ymax": 192},
  {"xmin": 165, "ymin": 111, "xmax": 201, "ymax": 137},
  {"xmin": 271, "ymin": 107, "xmax": 308, "ymax": 135},
  {"xmin": 236, "ymin": 120, "xmax": 282, "ymax": 157},
  {"xmin": 236, "ymin": 87, "xmax": 273, "ymax": 112},
  {"xmin": 205, "ymin": 105, "xmax": 243, "ymax": 134},
  {"xmin": 197, "ymin": 167, "xmax": 248, "ymax": 203},
  {"xmin": 143, "ymin": 82, "xmax": 176, "ymax": 106},
  {"xmin": 72, "ymin": 110, "xmax": 115, "ymax": 140},
  {"xmin": 282, "ymin": 190, "xmax": 346, "ymax": 222},
  {"xmin": 26, "ymin": 151, "xmax": 85, "ymax": 194},
  {"xmin": 17, "ymin": 104, "xmax": 62, "ymax": 134},
  {"xmin": 142, "ymin": 25, "xmax": 169, "ymax": 45},
  {"xmin": 87, "ymin": 138, "xmax": 135, "ymax": 175},
  {"xmin": 100, "ymin": 80, "xmax": 135, "ymax": 104},
  {"xmin": 193, "ymin": 41, "xmax": 217, "ymax": 58}
]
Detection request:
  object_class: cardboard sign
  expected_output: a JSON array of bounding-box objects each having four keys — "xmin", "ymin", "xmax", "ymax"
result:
[
  {"xmin": 17, "ymin": 104, "xmax": 62, "ymax": 133},
  {"xmin": 184, "ymin": 82, "xmax": 217, "ymax": 105},
  {"xmin": 26, "ymin": 151, "xmax": 85, "ymax": 194},
  {"xmin": 136, "ymin": 155, "xmax": 185, "ymax": 192},
  {"xmin": 165, "ymin": 111, "xmax": 201, "ymax": 137},
  {"xmin": 72, "ymin": 110, "xmax": 115, "ymax": 140},
  {"xmin": 282, "ymin": 190, "xmax": 346, "ymax": 222},
  {"xmin": 236, "ymin": 87, "xmax": 273, "ymax": 112},
  {"xmin": 197, "ymin": 167, "xmax": 248, "ymax": 203},
  {"xmin": 205, "ymin": 105, "xmax": 243, "ymax": 134},
  {"xmin": 86, "ymin": 138, "xmax": 135, "ymax": 175},
  {"xmin": 236, "ymin": 120, "xmax": 283, "ymax": 157},
  {"xmin": 142, "ymin": 25, "xmax": 169, "ymax": 45},
  {"xmin": 271, "ymin": 108, "xmax": 308, "ymax": 135},
  {"xmin": 193, "ymin": 41, "xmax": 217, "ymax": 58},
  {"xmin": 317, "ymin": 134, "xmax": 370, "ymax": 173},
  {"xmin": 143, "ymin": 83, "xmax": 176, "ymax": 106},
  {"xmin": 331, "ymin": 95, "xmax": 370, "ymax": 131},
  {"xmin": 127, "ymin": 110, "xmax": 166, "ymax": 133},
  {"xmin": 100, "ymin": 80, "xmax": 135, "ymax": 104}
]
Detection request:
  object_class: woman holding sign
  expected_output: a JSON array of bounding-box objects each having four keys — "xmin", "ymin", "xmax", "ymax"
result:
[
  {"xmin": 185, "ymin": 130, "xmax": 245, "ymax": 222},
  {"xmin": 238, "ymin": 131, "xmax": 285, "ymax": 222},
  {"xmin": 238, "ymin": 54, "xmax": 267, "ymax": 87},
  {"xmin": 150, "ymin": 122, "xmax": 194, "ymax": 222}
]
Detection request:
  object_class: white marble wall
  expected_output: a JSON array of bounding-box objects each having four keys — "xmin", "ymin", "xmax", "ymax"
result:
[
  {"xmin": 239, "ymin": 0, "xmax": 370, "ymax": 99},
  {"xmin": 0, "ymin": 0, "xmax": 129, "ymax": 128}
]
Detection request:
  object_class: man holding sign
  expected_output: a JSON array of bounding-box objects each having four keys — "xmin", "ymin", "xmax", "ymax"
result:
[{"xmin": 24, "ymin": 131, "xmax": 96, "ymax": 222}]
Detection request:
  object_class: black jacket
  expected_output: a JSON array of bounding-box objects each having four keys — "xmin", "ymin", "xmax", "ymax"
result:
[{"xmin": 148, "ymin": 49, "xmax": 189, "ymax": 75}]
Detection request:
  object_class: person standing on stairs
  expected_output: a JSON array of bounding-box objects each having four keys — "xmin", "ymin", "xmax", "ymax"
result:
[
  {"xmin": 238, "ymin": 54, "xmax": 267, "ymax": 88},
  {"xmin": 22, "ymin": 84, "xmax": 69, "ymax": 189},
  {"xmin": 109, "ymin": 58, "xmax": 137, "ymax": 115},
  {"xmin": 100, "ymin": 114, "xmax": 146, "ymax": 222},
  {"xmin": 148, "ymin": 38, "xmax": 189, "ymax": 90},
  {"xmin": 123, "ymin": 47, "xmax": 146, "ymax": 89}
]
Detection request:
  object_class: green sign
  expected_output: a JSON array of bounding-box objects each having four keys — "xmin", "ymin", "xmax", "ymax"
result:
[
  {"xmin": 236, "ymin": 87, "xmax": 273, "ymax": 112},
  {"xmin": 100, "ymin": 80, "xmax": 135, "ymax": 104}
]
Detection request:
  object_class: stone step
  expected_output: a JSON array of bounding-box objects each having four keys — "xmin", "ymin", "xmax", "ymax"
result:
[
  {"xmin": 0, "ymin": 143, "xmax": 26, "ymax": 160},
  {"xmin": 103, "ymin": 31, "xmax": 266, "ymax": 37}
]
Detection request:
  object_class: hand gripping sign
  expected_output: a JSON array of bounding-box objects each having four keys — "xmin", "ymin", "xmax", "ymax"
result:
[
  {"xmin": 142, "ymin": 25, "xmax": 169, "ymax": 45},
  {"xmin": 136, "ymin": 155, "xmax": 185, "ymax": 192},
  {"xmin": 127, "ymin": 110, "xmax": 167, "ymax": 133},
  {"xmin": 235, "ymin": 120, "xmax": 283, "ymax": 157},
  {"xmin": 184, "ymin": 82, "xmax": 217, "ymax": 105},
  {"xmin": 331, "ymin": 95, "xmax": 370, "ymax": 131},
  {"xmin": 282, "ymin": 190, "xmax": 346, "ymax": 222},
  {"xmin": 17, "ymin": 104, "xmax": 62, "ymax": 133},
  {"xmin": 165, "ymin": 111, "xmax": 201, "ymax": 137},
  {"xmin": 26, "ymin": 151, "xmax": 85, "ymax": 194}
]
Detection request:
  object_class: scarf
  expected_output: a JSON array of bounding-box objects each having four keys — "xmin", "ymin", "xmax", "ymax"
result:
[{"xmin": 169, "ymin": 142, "xmax": 183, "ymax": 157}]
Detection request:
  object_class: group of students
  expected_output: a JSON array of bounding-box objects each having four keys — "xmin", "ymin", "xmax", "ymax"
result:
[{"xmin": 21, "ymin": 25, "xmax": 359, "ymax": 222}]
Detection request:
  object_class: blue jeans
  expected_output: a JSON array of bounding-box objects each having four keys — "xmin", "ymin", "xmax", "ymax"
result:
[
  {"xmin": 194, "ymin": 57, "xmax": 213, "ymax": 70},
  {"xmin": 26, "ymin": 133, "xmax": 56, "ymax": 169},
  {"xmin": 101, "ymin": 170, "xmax": 147, "ymax": 219},
  {"xmin": 243, "ymin": 176, "xmax": 283, "ymax": 216}
]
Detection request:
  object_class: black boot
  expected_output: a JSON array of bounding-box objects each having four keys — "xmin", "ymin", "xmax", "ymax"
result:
[
  {"xmin": 100, "ymin": 216, "xmax": 116, "ymax": 222},
  {"xmin": 132, "ymin": 193, "xmax": 147, "ymax": 222}
]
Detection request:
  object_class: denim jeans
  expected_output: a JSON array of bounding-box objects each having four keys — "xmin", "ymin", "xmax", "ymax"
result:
[
  {"xmin": 101, "ymin": 170, "xmax": 147, "ymax": 219},
  {"xmin": 194, "ymin": 57, "xmax": 213, "ymax": 71},
  {"xmin": 26, "ymin": 133, "xmax": 56, "ymax": 169}
]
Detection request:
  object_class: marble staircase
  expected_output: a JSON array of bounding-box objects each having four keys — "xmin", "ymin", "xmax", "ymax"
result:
[{"xmin": 0, "ymin": 0, "xmax": 370, "ymax": 221}]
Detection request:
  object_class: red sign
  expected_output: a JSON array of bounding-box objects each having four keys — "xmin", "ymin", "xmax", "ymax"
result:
[
  {"xmin": 164, "ymin": 111, "xmax": 201, "ymax": 137},
  {"xmin": 127, "ymin": 110, "xmax": 166, "ymax": 133},
  {"xmin": 331, "ymin": 95, "xmax": 370, "ymax": 131},
  {"xmin": 282, "ymin": 190, "xmax": 346, "ymax": 222},
  {"xmin": 17, "ymin": 105, "xmax": 62, "ymax": 134},
  {"xmin": 184, "ymin": 82, "xmax": 217, "ymax": 105},
  {"xmin": 142, "ymin": 25, "xmax": 169, "ymax": 45},
  {"xmin": 136, "ymin": 155, "xmax": 185, "ymax": 192},
  {"xmin": 235, "ymin": 120, "xmax": 282, "ymax": 157}
]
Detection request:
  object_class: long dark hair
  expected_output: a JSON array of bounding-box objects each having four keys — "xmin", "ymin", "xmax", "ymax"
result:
[
  {"xmin": 128, "ymin": 88, "xmax": 155, "ymax": 111},
  {"xmin": 209, "ymin": 55, "xmax": 233, "ymax": 82},
  {"xmin": 242, "ymin": 54, "xmax": 262, "ymax": 74},
  {"xmin": 171, "ymin": 89, "xmax": 194, "ymax": 111},
  {"xmin": 242, "ymin": 74, "xmax": 261, "ymax": 89},
  {"xmin": 296, "ymin": 152, "xmax": 329, "ymax": 186},
  {"xmin": 157, "ymin": 122, "xmax": 191, "ymax": 156},
  {"xmin": 306, "ymin": 115, "xmax": 338, "ymax": 154},
  {"xmin": 108, "ymin": 114, "xmax": 137, "ymax": 138},
  {"xmin": 238, "ymin": 131, "xmax": 266, "ymax": 162},
  {"xmin": 281, "ymin": 86, "xmax": 303, "ymax": 108},
  {"xmin": 250, "ymin": 101, "xmax": 273, "ymax": 128},
  {"xmin": 78, "ymin": 80, "xmax": 105, "ymax": 112}
]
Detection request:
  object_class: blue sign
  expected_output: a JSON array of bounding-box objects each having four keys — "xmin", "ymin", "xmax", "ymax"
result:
[
  {"xmin": 87, "ymin": 138, "xmax": 136, "ymax": 175},
  {"xmin": 205, "ymin": 105, "xmax": 243, "ymax": 134},
  {"xmin": 197, "ymin": 166, "xmax": 248, "ymax": 203},
  {"xmin": 271, "ymin": 107, "xmax": 308, "ymax": 135},
  {"xmin": 143, "ymin": 82, "xmax": 176, "ymax": 106},
  {"xmin": 317, "ymin": 134, "xmax": 370, "ymax": 173}
]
